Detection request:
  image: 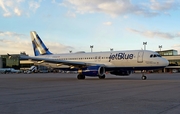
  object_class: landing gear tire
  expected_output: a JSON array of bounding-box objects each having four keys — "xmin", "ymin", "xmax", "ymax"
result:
[
  {"xmin": 99, "ymin": 75, "xmax": 105, "ymax": 79},
  {"xmin": 141, "ymin": 75, "xmax": 147, "ymax": 80},
  {"xmin": 77, "ymin": 74, "xmax": 85, "ymax": 79}
]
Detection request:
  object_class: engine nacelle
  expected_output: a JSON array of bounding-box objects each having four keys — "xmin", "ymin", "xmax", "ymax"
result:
[
  {"xmin": 110, "ymin": 70, "xmax": 131, "ymax": 76},
  {"xmin": 78, "ymin": 66, "xmax": 105, "ymax": 76}
]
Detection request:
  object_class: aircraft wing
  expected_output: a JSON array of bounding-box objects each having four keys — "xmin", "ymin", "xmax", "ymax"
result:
[{"xmin": 20, "ymin": 55, "xmax": 103, "ymax": 68}]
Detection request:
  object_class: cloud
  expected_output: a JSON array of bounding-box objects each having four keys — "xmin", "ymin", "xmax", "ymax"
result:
[
  {"xmin": 0, "ymin": 38, "xmax": 32, "ymax": 55},
  {"xmin": 61, "ymin": 0, "xmax": 136, "ymax": 17},
  {"xmin": 149, "ymin": 0, "xmax": 178, "ymax": 11},
  {"xmin": 177, "ymin": 32, "xmax": 180, "ymax": 37},
  {"xmin": 171, "ymin": 44, "xmax": 180, "ymax": 54},
  {"xmin": 14, "ymin": 7, "xmax": 21, "ymax": 16},
  {"xmin": 172, "ymin": 44, "xmax": 180, "ymax": 48},
  {"xmin": 0, "ymin": 31, "xmax": 74, "ymax": 55},
  {"xmin": 126, "ymin": 28, "xmax": 180, "ymax": 39},
  {"xmin": 123, "ymin": 15, "xmax": 129, "ymax": 18},
  {"xmin": 61, "ymin": 0, "xmax": 180, "ymax": 17},
  {"xmin": 28, "ymin": 0, "xmax": 41, "ymax": 12},
  {"xmin": 0, "ymin": 0, "xmax": 42, "ymax": 17},
  {"xmin": 0, "ymin": 31, "xmax": 24, "ymax": 37},
  {"xmin": 1, "ymin": 0, "xmax": 178, "ymax": 17},
  {"xmin": 103, "ymin": 21, "xmax": 112, "ymax": 26},
  {"xmin": 66, "ymin": 11, "xmax": 76, "ymax": 17},
  {"xmin": 0, "ymin": 39, "xmax": 74, "ymax": 55},
  {"xmin": 45, "ymin": 42, "xmax": 74, "ymax": 54},
  {"xmin": 0, "ymin": 0, "xmax": 23, "ymax": 17}
]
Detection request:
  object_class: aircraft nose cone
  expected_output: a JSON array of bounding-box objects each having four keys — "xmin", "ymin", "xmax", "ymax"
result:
[
  {"xmin": 163, "ymin": 59, "xmax": 169, "ymax": 66},
  {"xmin": 165, "ymin": 59, "xmax": 169, "ymax": 66}
]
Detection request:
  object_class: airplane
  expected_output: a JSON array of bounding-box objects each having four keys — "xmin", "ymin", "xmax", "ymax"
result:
[{"xmin": 20, "ymin": 31, "xmax": 169, "ymax": 80}]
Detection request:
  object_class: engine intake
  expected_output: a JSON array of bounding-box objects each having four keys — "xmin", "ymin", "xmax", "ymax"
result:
[{"xmin": 78, "ymin": 66, "xmax": 105, "ymax": 76}]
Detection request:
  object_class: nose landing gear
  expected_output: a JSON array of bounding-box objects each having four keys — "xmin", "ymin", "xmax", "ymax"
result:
[
  {"xmin": 141, "ymin": 75, "xmax": 147, "ymax": 80},
  {"xmin": 141, "ymin": 71, "xmax": 147, "ymax": 80}
]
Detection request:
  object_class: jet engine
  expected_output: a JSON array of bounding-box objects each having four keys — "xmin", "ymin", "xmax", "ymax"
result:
[{"xmin": 79, "ymin": 66, "xmax": 105, "ymax": 76}]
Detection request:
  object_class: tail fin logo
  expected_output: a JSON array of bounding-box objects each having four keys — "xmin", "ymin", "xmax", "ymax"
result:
[{"xmin": 31, "ymin": 31, "xmax": 52, "ymax": 56}]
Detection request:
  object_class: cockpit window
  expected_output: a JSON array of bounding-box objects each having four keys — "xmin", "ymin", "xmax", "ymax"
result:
[
  {"xmin": 150, "ymin": 54, "xmax": 153, "ymax": 58},
  {"xmin": 150, "ymin": 54, "xmax": 161, "ymax": 58},
  {"xmin": 157, "ymin": 54, "xmax": 161, "ymax": 57}
]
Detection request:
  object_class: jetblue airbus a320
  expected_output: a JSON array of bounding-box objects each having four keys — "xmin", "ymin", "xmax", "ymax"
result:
[{"xmin": 20, "ymin": 31, "xmax": 169, "ymax": 80}]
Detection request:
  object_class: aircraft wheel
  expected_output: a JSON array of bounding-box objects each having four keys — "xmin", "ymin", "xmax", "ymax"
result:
[
  {"xmin": 99, "ymin": 75, "xmax": 105, "ymax": 79},
  {"xmin": 77, "ymin": 74, "xmax": 85, "ymax": 79},
  {"xmin": 141, "ymin": 76, "xmax": 147, "ymax": 80}
]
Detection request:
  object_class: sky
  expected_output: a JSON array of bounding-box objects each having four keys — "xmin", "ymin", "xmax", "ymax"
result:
[{"xmin": 0, "ymin": 0, "xmax": 180, "ymax": 56}]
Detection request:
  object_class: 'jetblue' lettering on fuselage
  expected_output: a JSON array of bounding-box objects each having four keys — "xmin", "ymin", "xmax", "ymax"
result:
[{"xmin": 109, "ymin": 53, "xmax": 134, "ymax": 62}]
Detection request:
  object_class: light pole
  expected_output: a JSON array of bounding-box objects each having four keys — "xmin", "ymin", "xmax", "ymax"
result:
[
  {"xmin": 143, "ymin": 42, "xmax": 147, "ymax": 50},
  {"xmin": 159, "ymin": 45, "xmax": 162, "ymax": 51},
  {"xmin": 90, "ymin": 45, "xmax": 93, "ymax": 52},
  {"xmin": 110, "ymin": 48, "xmax": 113, "ymax": 51}
]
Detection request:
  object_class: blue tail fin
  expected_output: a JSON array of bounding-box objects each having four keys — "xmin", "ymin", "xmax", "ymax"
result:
[{"xmin": 30, "ymin": 31, "xmax": 52, "ymax": 56}]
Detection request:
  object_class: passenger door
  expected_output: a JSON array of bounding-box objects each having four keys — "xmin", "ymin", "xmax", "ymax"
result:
[{"xmin": 137, "ymin": 51, "xmax": 144, "ymax": 63}]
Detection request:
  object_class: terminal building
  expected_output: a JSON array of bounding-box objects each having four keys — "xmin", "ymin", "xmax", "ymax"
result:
[
  {"xmin": 0, "ymin": 53, "xmax": 33, "ymax": 70},
  {"xmin": 0, "ymin": 54, "xmax": 21, "ymax": 69},
  {"xmin": 157, "ymin": 49, "xmax": 180, "ymax": 73},
  {"xmin": 0, "ymin": 50, "xmax": 180, "ymax": 73}
]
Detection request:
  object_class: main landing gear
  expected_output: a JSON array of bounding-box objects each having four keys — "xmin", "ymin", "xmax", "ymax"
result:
[
  {"xmin": 77, "ymin": 74, "xmax": 85, "ymax": 79},
  {"xmin": 98, "ymin": 75, "xmax": 105, "ymax": 79}
]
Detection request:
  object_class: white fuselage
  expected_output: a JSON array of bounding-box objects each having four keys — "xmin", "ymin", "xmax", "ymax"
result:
[{"xmin": 34, "ymin": 50, "xmax": 169, "ymax": 70}]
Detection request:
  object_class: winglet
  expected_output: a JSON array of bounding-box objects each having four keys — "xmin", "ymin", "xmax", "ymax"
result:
[{"xmin": 30, "ymin": 31, "xmax": 52, "ymax": 56}]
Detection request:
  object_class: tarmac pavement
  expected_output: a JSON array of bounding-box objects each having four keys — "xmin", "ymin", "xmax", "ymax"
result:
[{"xmin": 0, "ymin": 73, "xmax": 180, "ymax": 114}]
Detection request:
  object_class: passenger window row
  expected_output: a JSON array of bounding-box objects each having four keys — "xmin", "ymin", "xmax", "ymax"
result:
[{"xmin": 55, "ymin": 57, "xmax": 109, "ymax": 60}]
